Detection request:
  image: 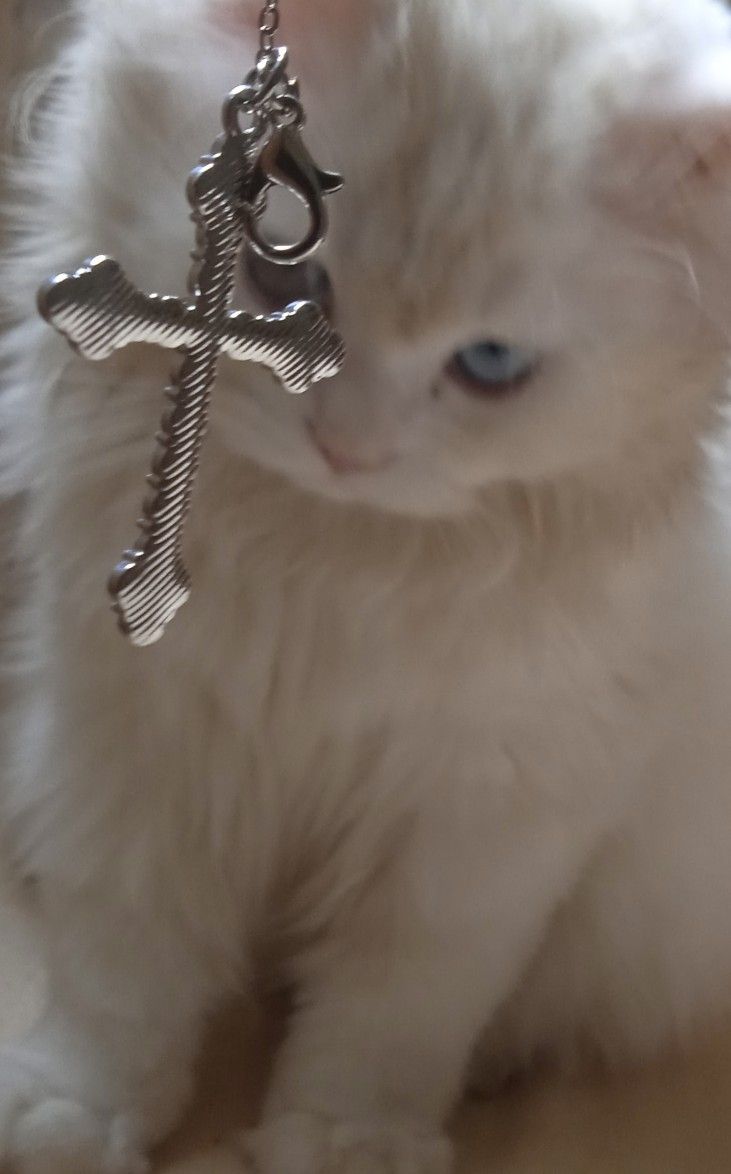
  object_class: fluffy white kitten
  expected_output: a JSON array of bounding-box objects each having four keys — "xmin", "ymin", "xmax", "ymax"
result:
[{"xmin": 5, "ymin": 0, "xmax": 731, "ymax": 1170}]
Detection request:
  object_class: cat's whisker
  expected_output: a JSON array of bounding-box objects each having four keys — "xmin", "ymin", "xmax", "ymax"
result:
[
  {"xmin": 636, "ymin": 239, "xmax": 701, "ymax": 304},
  {"xmin": 628, "ymin": 237, "xmax": 731, "ymax": 350}
]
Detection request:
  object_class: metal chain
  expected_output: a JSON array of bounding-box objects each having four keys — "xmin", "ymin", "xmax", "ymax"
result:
[
  {"xmin": 252, "ymin": 0, "xmax": 304, "ymax": 133},
  {"xmin": 226, "ymin": 0, "xmax": 303, "ymax": 147},
  {"xmin": 258, "ymin": 0, "xmax": 280, "ymax": 59}
]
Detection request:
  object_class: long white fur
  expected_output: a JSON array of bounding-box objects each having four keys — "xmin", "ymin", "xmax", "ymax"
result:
[{"xmin": 4, "ymin": 1, "xmax": 731, "ymax": 1171}]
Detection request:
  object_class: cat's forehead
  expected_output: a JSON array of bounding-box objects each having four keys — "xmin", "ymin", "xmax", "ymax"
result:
[
  {"xmin": 328, "ymin": 7, "xmax": 596, "ymax": 337},
  {"xmin": 308, "ymin": 0, "xmax": 731, "ymax": 340}
]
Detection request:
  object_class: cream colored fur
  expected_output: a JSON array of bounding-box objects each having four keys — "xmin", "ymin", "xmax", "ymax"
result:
[{"xmin": 5, "ymin": 1, "xmax": 731, "ymax": 1171}]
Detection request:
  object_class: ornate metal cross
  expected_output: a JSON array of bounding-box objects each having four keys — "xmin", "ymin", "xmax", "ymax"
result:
[{"xmin": 38, "ymin": 51, "xmax": 344, "ymax": 646}]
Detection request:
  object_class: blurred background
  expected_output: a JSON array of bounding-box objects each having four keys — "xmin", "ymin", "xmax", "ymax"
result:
[
  {"xmin": 0, "ymin": 0, "xmax": 67, "ymax": 647},
  {"xmin": 1, "ymin": 2, "xmax": 65, "ymax": 131}
]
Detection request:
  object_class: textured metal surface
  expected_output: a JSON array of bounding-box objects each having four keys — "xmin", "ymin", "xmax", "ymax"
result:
[
  {"xmin": 39, "ymin": 87, "xmax": 344, "ymax": 645},
  {"xmin": 39, "ymin": 256, "xmax": 343, "ymax": 393}
]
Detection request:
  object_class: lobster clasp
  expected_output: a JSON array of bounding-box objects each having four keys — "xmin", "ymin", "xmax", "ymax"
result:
[{"xmin": 245, "ymin": 123, "xmax": 343, "ymax": 265}]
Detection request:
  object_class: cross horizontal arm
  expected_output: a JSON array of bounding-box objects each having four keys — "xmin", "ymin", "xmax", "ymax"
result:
[
  {"xmin": 222, "ymin": 301, "xmax": 344, "ymax": 394},
  {"xmin": 38, "ymin": 256, "xmax": 199, "ymax": 361}
]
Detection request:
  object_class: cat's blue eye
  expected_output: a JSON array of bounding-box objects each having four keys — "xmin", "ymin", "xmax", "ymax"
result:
[{"xmin": 448, "ymin": 341, "xmax": 538, "ymax": 396}]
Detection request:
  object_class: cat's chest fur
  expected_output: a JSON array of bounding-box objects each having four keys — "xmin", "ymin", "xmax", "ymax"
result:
[
  {"xmin": 33, "ymin": 358, "xmax": 714, "ymax": 916},
  {"xmin": 167, "ymin": 443, "xmax": 674, "ymax": 820}
]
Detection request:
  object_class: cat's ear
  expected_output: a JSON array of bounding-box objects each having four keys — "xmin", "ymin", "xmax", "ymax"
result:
[{"xmin": 596, "ymin": 51, "xmax": 731, "ymax": 229}]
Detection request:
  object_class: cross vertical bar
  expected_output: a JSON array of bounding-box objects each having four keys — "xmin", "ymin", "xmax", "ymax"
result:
[{"xmin": 109, "ymin": 131, "xmax": 249, "ymax": 645}]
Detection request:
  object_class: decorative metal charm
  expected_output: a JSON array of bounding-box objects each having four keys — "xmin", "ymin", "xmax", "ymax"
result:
[{"xmin": 38, "ymin": 46, "xmax": 344, "ymax": 646}]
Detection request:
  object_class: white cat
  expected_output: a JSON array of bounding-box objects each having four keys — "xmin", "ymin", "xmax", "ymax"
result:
[{"xmin": 5, "ymin": 0, "xmax": 731, "ymax": 1170}]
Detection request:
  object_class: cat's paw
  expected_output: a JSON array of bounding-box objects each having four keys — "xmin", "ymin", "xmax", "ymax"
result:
[
  {"xmin": 0, "ymin": 1048, "xmax": 149, "ymax": 1174},
  {"xmin": 238, "ymin": 1111, "xmax": 452, "ymax": 1174}
]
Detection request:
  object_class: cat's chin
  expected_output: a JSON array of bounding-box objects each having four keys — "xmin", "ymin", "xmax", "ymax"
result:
[
  {"xmin": 213, "ymin": 397, "xmax": 473, "ymax": 518},
  {"xmin": 248, "ymin": 451, "xmax": 475, "ymax": 521},
  {"xmin": 307, "ymin": 476, "xmax": 472, "ymax": 519}
]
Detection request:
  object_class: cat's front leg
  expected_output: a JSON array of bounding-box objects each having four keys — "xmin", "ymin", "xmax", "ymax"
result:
[
  {"xmin": 0, "ymin": 884, "xmax": 217, "ymax": 1174},
  {"xmin": 242, "ymin": 789, "xmax": 603, "ymax": 1174}
]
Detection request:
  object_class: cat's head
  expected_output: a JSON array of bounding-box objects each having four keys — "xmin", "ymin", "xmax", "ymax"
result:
[{"xmin": 212, "ymin": 0, "xmax": 731, "ymax": 517}]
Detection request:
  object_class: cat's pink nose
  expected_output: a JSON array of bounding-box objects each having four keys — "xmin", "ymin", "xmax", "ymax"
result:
[{"xmin": 308, "ymin": 422, "xmax": 393, "ymax": 475}]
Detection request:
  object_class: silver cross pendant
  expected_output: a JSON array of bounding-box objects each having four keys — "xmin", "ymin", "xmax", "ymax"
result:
[{"xmin": 38, "ymin": 48, "xmax": 345, "ymax": 646}]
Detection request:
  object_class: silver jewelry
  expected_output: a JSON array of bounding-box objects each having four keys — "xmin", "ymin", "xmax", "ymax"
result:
[{"xmin": 38, "ymin": 4, "xmax": 345, "ymax": 646}]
